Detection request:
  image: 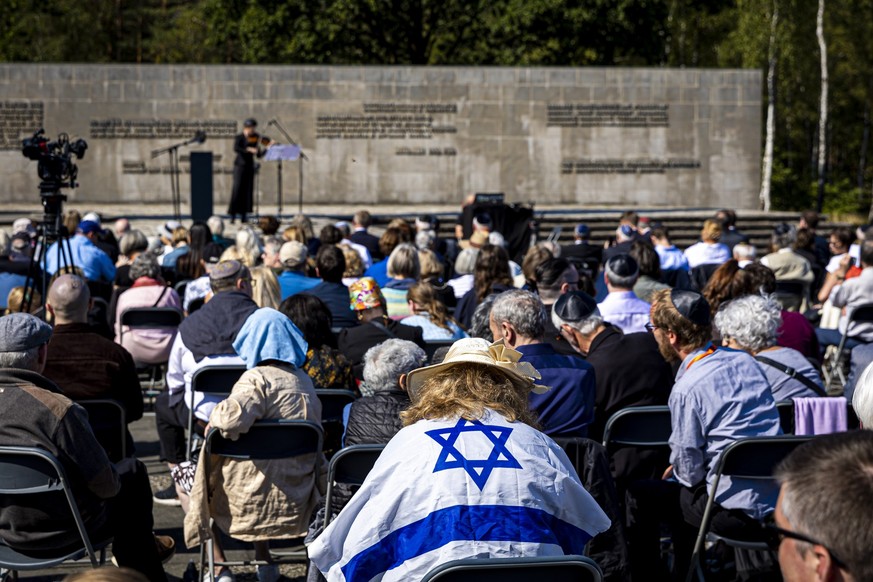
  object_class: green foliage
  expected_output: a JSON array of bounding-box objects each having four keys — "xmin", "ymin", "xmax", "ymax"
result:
[{"xmin": 3, "ymin": 0, "xmax": 873, "ymax": 213}]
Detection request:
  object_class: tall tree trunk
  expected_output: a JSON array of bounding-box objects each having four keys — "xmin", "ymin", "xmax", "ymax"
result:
[
  {"xmin": 760, "ymin": 0, "xmax": 778, "ymax": 212},
  {"xmin": 815, "ymin": 0, "xmax": 828, "ymax": 212}
]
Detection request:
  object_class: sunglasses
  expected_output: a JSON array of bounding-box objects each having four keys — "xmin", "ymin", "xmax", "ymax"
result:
[{"xmin": 762, "ymin": 524, "xmax": 848, "ymax": 571}]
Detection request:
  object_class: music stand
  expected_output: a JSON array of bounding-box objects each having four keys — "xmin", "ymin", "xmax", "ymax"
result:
[
  {"xmin": 151, "ymin": 132, "xmax": 206, "ymax": 221},
  {"xmin": 263, "ymin": 144, "xmax": 301, "ymax": 217}
]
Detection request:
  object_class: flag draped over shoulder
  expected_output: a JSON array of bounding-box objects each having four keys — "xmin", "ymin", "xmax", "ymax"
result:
[{"xmin": 308, "ymin": 409, "xmax": 611, "ymax": 582}]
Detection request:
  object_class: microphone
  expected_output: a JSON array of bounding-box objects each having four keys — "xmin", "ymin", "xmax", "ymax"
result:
[
  {"xmin": 267, "ymin": 119, "xmax": 277, "ymax": 127},
  {"xmin": 193, "ymin": 130, "xmax": 207, "ymax": 144}
]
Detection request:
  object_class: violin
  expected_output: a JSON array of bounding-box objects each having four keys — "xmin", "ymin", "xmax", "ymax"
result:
[{"xmin": 247, "ymin": 132, "xmax": 273, "ymax": 147}]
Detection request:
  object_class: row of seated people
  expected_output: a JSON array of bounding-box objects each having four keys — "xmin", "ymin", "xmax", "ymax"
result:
[{"xmin": 1, "ymin": 250, "xmax": 872, "ymax": 581}]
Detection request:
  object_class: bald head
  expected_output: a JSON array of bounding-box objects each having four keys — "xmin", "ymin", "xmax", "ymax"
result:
[{"xmin": 47, "ymin": 274, "xmax": 90, "ymax": 324}]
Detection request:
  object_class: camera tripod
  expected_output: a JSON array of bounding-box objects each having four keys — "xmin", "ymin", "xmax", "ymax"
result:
[{"xmin": 20, "ymin": 183, "xmax": 75, "ymax": 314}]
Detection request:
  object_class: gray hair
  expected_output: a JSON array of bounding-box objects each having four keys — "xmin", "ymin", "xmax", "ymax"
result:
[
  {"xmin": 0, "ymin": 346, "xmax": 41, "ymax": 371},
  {"xmin": 361, "ymin": 339, "xmax": 427, "ymax": 397},
  {"xmin": 263, "ymin": 235, "xmax": 283, "ymax": 256},
  {"xmin": 454, "ymin": 248, "xmax": 479, "ymax": 275},
  {"xmin": 415, "ymin": 229, "xmax": 436, "ymax": 251},
  {"xmin": 469, "ymin": 294, "xmax": 498, "ymax": 341},
  {"xmin": 490, "ymin": 289, "xmax": 546, "ymax": 340},
  {"xmin": 387, "ymin": 243, "xmax": 420, "ymax": 280},
  {"xmin": 119, "ymin": 229, "xmax": 149, "ymax": 256},
  {"xmin": 207, "ymin": 215, "xmax": 225, "ymax": 236},
  {"xmin": 551, "ymin": 304, "xmax": 604, "ymax": 337},
  {"xmin": 733, "ymin": 242, "xmax": 757, "ymax": 262},
  {"xmin": 772, "ymin": 223, "xmax": 797, "ymax": 250},
  {"xmin": 713, "ymin": 294, "xmax": 781, "ymax": 353},
  {"xmin": 129, "ymin": 254, "xmax": 161, "ymax": 281},
  {"xmin": 853, "ymin": 361, "xmax": 873, "ymax": 429}
]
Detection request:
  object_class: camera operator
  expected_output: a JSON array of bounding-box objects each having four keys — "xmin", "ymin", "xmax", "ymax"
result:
[{"xmin": 44, "ymin": 220, "xmax": 115, "ymax": 283}]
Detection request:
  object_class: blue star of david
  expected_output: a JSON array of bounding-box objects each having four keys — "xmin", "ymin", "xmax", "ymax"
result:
[{"xmin": 425, "ymin": 418, "xmax": 522, "ymax": 490}]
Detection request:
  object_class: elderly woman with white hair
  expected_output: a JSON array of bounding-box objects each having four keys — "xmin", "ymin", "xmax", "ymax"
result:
[
  {"xmin": 344, "ymin": 339, "xmax": 427, "ymax": 446},
  {"xmin": 714, "ymin": 294, "xmax": 825, "ymax": 401}
]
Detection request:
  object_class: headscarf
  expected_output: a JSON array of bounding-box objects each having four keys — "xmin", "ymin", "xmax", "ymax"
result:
[{"xmin": 232, "ymin": 307, "xmax": 308, "ymax": 369}]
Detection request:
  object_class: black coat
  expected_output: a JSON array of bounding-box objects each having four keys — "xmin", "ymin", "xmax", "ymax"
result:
[
  {"xmin": 348, "ymin": 230, "xmax": 382, "ymax": 261},
  {"xmin": 344, "ymin": 390, "xmax": 410, "ymax": 447},
  {"xmin": 337, "ymin": 319, "xmax": 425, "ymax": 379}
]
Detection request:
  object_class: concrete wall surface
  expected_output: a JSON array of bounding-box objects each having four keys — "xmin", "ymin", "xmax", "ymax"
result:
[{"xmin": 0, "ymin": 65, "xmax": 761, "ymax": 208}]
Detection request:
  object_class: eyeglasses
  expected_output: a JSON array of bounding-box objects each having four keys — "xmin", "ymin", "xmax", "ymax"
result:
[
  {"xmin": 762, "ymin": 524, "xmax": 848, "ymax": 570},
  {"xmin": 644, "ymin": 323, "xmax": 658, "ymax": 333}
]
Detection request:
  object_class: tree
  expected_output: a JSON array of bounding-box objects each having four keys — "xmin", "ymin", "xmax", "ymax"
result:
[
  {"xmin": 760, "ymin": 0, "xmax": 778, "ymax": 211},
  {"xmin": 815, "ymin": 0, "xmax": 828, "ymax": 211}
]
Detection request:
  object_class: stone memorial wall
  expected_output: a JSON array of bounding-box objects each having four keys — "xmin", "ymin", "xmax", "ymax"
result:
[{"xmin": 0, "ymin": 65, "xmax": 761, "ymax": 208}]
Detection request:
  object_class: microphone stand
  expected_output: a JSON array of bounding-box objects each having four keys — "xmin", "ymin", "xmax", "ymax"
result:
[
  {"xmin": 267, "ymin": 118, "xmax": 308, "ymax": 215},
  {"xmin": 151, "ymin": 133, "xmax": 206, "ymax": 221}
]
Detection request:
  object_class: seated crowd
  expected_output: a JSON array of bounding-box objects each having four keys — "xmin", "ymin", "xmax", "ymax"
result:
[{"xmin": 0, "ymin": 206, "xmax": 871, "ymax": 582}]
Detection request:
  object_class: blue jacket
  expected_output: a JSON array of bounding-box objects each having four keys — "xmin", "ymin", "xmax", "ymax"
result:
[{"xmin": 516, "ymin": 342, "xmax": 596, "ymax": 438}]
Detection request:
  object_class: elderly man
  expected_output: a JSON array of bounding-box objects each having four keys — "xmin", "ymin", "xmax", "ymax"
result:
[
  {"xmin": 551, "ymin": 291, "xmax": 673, "ymax": 467},
  {"xmin": 260, "ymin": 235, "xmax": 284, "ymax": 271},
  {"xmin": 626, "ymin": 288, "xmax": 781, "ymax": 579},
  {"xmin": 0, "ymin": 313, "xmax": 173, "ymax": 581},
  {"xmin": 489, "ymin": 289, "xmax": 596, "ymax": 437},
  {"xmin": 42, "ymin": 274, "xmax": 143, "ymax": 461},
  {"xmin": 343, "ymin": 339, "xmax": 427, "ymax": 446},
  {"xmin": 760, "ymin": 223, "xmax": 814, "ymax": 288},
  {"xmin": 44, "ymin": 220, "xmax": 116, "ymax": 282},
  {"xmin": 597, "ymin": 254, "xmax": 651, "ymax": 334},
  {"xmin": 153, "ymin": 260, "xmax": 257, "ymax": 506},
  {"xmin": 772, "ymin": 431, "xmax": 873, "ymax": 581}
]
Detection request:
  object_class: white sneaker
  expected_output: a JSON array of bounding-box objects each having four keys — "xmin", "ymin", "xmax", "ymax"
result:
[{"xmin": 257, "ymin": 564, "xmax": 280, "ymax": 582}]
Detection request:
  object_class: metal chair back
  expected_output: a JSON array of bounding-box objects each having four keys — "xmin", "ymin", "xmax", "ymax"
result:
[
  {"xmin": 78, "ymin": 399, "xmax": 127, "ymax": 461},
  {"xmin": 421, "ymin": 555, "xmax": 603, "ymax": 582},
  {"xmin": 0, "ymin": 447, "xmax": 109, "ymax": 572},
  {"xmin": 187, "ymin": 365, "xmax": 247, "ymax": 461},
  {"xmin": 323, "ymin": 444, "xmax": 385, "ymax": 527},
  {"xmin": 602, "ymin": 405, "xmax": 672, "ymax": 449}
]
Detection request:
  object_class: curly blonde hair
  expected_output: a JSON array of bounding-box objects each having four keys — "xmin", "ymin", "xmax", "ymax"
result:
[{"xmin": 401, "ymin": 363, "xmax": 539, "ymax": 428}]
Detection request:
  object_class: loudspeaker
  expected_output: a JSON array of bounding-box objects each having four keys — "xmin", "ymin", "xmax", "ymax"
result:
[{"xmin": 190, "ymin": 152, "xmax": 213, "ymax": 222}]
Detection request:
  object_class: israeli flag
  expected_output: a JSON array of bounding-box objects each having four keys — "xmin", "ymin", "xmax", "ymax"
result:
[{"xmin": 309, "ymin": 410, "xmax": 611, "ymax": 581}]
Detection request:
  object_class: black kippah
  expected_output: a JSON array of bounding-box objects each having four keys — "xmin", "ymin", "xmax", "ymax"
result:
[
  {"xmin": 553, "ymin": 291, "xmax": 599, "ymax": 322},
  {"xmin": 670, "ymin": 289, "xmax": 711, "ymax": 326}
]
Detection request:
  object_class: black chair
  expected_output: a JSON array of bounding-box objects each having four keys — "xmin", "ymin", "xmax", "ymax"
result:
[
  {"xmin": 201, "ymin": 420, "xmax": 324, "ymax": 578},
  {"xmin": 776, "ymin": 397, "xmax": 859, "ymax": 435},
  {"xmin": 0, "ymin": 447, "xmax": 112, "ymax": 577},
  {"xmin": 323, "ymin": 444, "xmax": 385, "ymax": 526},
  {"xmin": 119, "ymin": 306, "xmax": 184, "ymax": 332},
  {"xmin": 421, "ymin": 555, "xmax": 603, "ymax": 582},
  {"xmin": 686, "ymin": 436, "xmax": 812, "ymax": 582},
  {"xmin": 315, "ymin": 389, "xmax": 357, "ymax": 457},
  {"xmin": 823, "ymin": 302, "xmax": 873, "ymax": 386},
  {"xmin": 690, "ymin": 263, "xmax": 720, "ymax": 291},
  {"xmin": 187, "ymin": 365, "xmax": 247, "ymax": 460},
  {"xmin": 423, "ymin": 339, "xmax": 456, "ymax": 363},
  {"xmin": 602, "ymin": 405, "xmax": 672, "ymax": 450},
  {"xmin": 773, "ymin": 280, "xmax": 806, "ymax": 312},
  {"xmin": 78, "ymin": 399, "xmax": 127, "ymax": 462}
]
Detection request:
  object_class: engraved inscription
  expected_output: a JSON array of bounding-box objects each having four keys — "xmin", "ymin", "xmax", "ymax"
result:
[
  {"xmin": 0, "ymin": 101, "xmax": 45, "ymax": 151},
  {"xmin": 561, "ymin": 158, "xmax": 700, "ymax": 174},
  {"xmin": 90, "ymin": 119, "xmax": 237, "ymax": 139},
  {"xmin": 548, "ymin": 104, "xmax": 669, "ymax": 128},
  {"xmin": 317, "ymin": 103, "xmax": 457, "ymax": 141}
]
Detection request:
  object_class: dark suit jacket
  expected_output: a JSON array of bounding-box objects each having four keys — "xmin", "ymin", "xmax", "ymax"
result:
[
  {"xmin": 338, "ymin": 318, "xmax": 425, "ymax": 379},
  {"xmin": 720, "ymin": 228, "xmax": 750, "ymax": 251},
  {"xmin": 561, "ymin": 242, "xmax": 603, "ymax": 265},
  {"xmin": 349, "ymin": 230, "xmax": 382, "ymax": 261}
]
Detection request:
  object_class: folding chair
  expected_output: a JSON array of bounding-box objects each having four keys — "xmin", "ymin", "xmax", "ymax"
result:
[
  {"xmin": 602, "ymin": 405, "xmax": 672, "ymax": 450},
  {"xmin": 686, "ymin": 435, "xmax": 812, "ymax": 582},
  {"xmin": 187, "ymin": 365, "xmax": 247, "ymax": 461},
  {"xmin": 201, "ymin": 420, "xmax": 324, "ymax": 580},
  {"xmin": 78, "ymin": 399, "xmax": 127, "ymax": 461},
  {"xmin": 0, "ymin": 447, "xmax": 112, "ymax": 579},
  {"xmin": 772, "ymin": 280, "xmax": 805, "ymax": 312},
  {"xmin": 323, "ymin": 444, "xmax": 385, "ymax": 527},
  {"xmin": 823, "ymin": 302, "xmax": 873, "ymax": 387},
  {"xmin": 315, "ymin": 389, "xmax": 357, "ymax": 458},
  {"xmin": 423, "ymin": 339, "xmax": 456, "ymax": 363},
  {"xmin": 119, "ymin": 306, "xmax": 184, "ymax": 395},
  {"xmin": 775, "ymin": 400, "xmax": 795, "ymax": 434},
  {"xmin": 421, "ymin": 554, "xmax": 603, "ymax": 582}
]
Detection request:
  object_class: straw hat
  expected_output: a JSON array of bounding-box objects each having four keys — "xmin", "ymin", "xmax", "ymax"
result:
[{"xmin": 406, "ymin": 338, "xmax": 548, "ymax": 399}]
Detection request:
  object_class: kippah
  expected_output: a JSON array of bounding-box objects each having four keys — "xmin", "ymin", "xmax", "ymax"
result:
[
  {"xmin": 574, "ymin": 224, "xmax": 590, "ymax": 237},
  {"xmin": 670, "ymin": 289, "xmax": 711, "ymax": 326},
  {"xmin": 210, "ymin": 259, "xmax": 244, "ymax": 282},
  {"xmin": 606, "ymin": 254, "xmax": 639, "ymax": 278},
  {"xmin": 0, "ymin": 313, "xmax": 52, "ymax": 352},
  {"xmin": 553, "ymin": 291, "xmax": 599, "ymax": 323}
]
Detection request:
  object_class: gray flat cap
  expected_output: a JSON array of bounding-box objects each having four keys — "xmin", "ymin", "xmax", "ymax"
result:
[{"xmin": 0, "ymin": 313, "xmax": 52, "ymax": 352}]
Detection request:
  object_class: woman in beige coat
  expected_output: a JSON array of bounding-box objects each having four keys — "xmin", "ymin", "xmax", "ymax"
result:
[{"xmin": 184, "ymin": 307, "xmax": 326, "ymax": 582}]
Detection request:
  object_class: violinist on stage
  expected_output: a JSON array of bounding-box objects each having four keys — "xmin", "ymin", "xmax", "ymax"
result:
[{"xmin": 228, "ymin": 118, "xmax": 272, "ymax": 224}]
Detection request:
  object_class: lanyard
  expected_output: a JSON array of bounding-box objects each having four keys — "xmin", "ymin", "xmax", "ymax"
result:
[{"xmin": 685, "ymin": 343, "xmax": 716, "ymax": 370}]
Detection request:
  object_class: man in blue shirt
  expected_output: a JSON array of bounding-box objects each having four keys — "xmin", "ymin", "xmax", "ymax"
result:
[
  {"xmin": 44, "ymin": 220, "xmax": 115, "ymax": 282},
  {"xmin": 489, "ymin": 289, "xmax": 595, "ymax": 438},
  {"xmin": 302, "ymin": 244, "xmax": 357, "ymax": 328},
  {"xmin": 626, "ymin": 288, "xmax": 781, "ymax": 580},
  {"xmin": 276, "ymin": 241, "xmax": 320, "ymax": 300}
]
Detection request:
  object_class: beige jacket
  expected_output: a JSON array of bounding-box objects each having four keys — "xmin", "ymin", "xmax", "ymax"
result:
[{"xmin": 184, "ymin": 363, "xmax": 327, "ymax": 548}]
